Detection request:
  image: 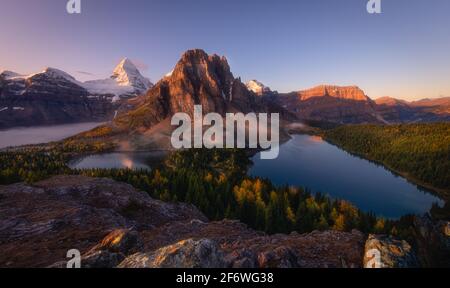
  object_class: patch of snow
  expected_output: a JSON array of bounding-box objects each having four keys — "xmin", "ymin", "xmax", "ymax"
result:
[
  {"xmin": 0, "ymin": 107, "xmax": 8, "ymax": 112},
  {"xmin": 165, "ymin": 70, "xmax": 174, "ymax": 78},
  {"xmin": 112, "ymin": 95, "xmax": 121, "ymax": 103},
  {"xmin": 1, "ymin": 71, "xmax": 23, "ymax": 80},
  {"xmin": 40, "ymin": 67, "xmax": 80, "ymax": 83},
  {"xmin": 82, "ymin": 78, "xmax": 134, "ymax": 97},
  {"xmin": 246, "ymin": 80, "xmax": 271, "ymax": 95},
  {"xmin": 13, "ymin": 107, "xmax": 25, "ymax": 111}
]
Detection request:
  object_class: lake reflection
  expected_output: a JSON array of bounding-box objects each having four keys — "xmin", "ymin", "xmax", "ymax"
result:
[
  {"xmin": 70, "ymin": 152, "xmax": 166, "ymax": 170},
  {"xmin": 249, "ymin": 134, "xmax": 443, "ymax": 219}
]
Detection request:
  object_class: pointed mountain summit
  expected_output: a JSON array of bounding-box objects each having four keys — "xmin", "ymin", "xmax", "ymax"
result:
[
  {"xmin": 111, "ymin": 58, "xmax": 153, "ymax": 92},
  {"xmin": 83, "ymin": 58, "xmax": 153, "ymax": 98}
]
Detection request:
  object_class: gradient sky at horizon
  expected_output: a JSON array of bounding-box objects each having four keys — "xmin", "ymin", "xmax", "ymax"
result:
[{"xmin": 0, "ymin": 0, "xmax": 449, "ymax": 101}]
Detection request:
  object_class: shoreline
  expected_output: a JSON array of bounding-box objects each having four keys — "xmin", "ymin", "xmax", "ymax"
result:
[{"xmin": 320, "ymin": 136, "xmax": 449, "ymax": 201}]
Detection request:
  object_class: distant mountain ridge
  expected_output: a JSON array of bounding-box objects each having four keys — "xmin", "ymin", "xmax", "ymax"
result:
[
  {"xmin": 250, "ymin": 81, "xmax": 450, "ymax": 124},
  {"xmin": 375, "ymin": 96, "xmax": 450, "ymax": 123},
  {"xmin": 272, "ymin": 85, "xmax": 383, "ymax": 124},
  {"xmin": 0, "ymin": 59, "xmax": 152, "ymax": 129}
]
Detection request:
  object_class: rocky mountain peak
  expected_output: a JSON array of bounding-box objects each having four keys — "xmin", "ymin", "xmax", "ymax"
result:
[
  {"xmin": 153, "ymin": 49, "xmax": 236, "ymax": 115},
  {"xmin": 114, "ymin": 49, "xmax": 287, "ymax": 132},
  {"xmin": 169, "ymin": 49, "xmax": 234, "ymax": 88},
  {"xmin": 111, "ymin": 58, "xmax": 153, "ymax": 92}
]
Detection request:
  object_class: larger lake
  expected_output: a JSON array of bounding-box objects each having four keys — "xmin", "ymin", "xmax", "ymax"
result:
[
  {"xmin": 249, "ymin": 134, "xmax": 443, "ymax": 219},
  {"xmin": 0, "ymin": 122, "xmax": 103, "ymax": 149}
]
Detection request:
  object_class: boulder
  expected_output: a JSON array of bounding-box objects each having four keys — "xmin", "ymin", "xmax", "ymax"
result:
[
  {"xmin": 118, "ymin": 239, "xmax": 226, "ymax": 268},
  {"xmin": 413, "ymin": 215, "xmax": 450, "ymax": 267},
  {"xmin": 364, "ymin": 234, "xmax": 419, "ymax": 268},
  {"xmin": 79, "ymin": 229, "xmax": 144, "ymax": 268},
  {"xmin": 257, "ymin": 246, "xmax": 298, "ymax": 268}
]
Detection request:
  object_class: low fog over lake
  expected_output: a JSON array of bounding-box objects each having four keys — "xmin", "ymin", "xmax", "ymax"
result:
[{"xmin": 0, "ymin": 122, "xmax": 102, "ymax": 149}]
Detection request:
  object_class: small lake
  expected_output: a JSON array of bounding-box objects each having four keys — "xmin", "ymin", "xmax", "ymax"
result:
[
  {"xmin": 0, "ymin": 122, "xmax": 103, "ymax": 149},
  {"xmin": 69, "ymin": 151, "xmax": 166, "ymax": 170},
  {"xmin": 249, "ymin": 134, "xmax": 443, "ymax": 219}
]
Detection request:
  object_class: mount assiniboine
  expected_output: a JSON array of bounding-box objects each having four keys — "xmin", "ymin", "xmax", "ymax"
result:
[
  {"xmin": 0, "ymin": 59, "xmax": 152, "ymax": 129},
  {"xmin": 83, "ymin": 58, "xmax": 153, "ymax": 101}
]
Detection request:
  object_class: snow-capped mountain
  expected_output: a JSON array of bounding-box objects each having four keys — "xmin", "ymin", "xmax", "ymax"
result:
[
  {"xmin": 246, "ymin": 80, "xmax": 271, "ymax": 95},
  {"xmin": 0, "ymin": 67, "xmax": 86, "ymax": 97},
  {"xmin": 83, "ymin": 58, "xmax": 153, "ymax": 100},
  {"xmin": 0, "ymin": 70, "xmax": 22, "ymax": 80},
  {"xmin": 112, "ymin": 58, "xmax": 153, "ymax": 91},
  {"xmin": 1, "ymin": 67, "xmax": 79, "ymax": 84},
  {"xmin": 0, "ymin": 68, "xmax": 115, "ymax": 129},
  {"xmin": 0, "ymin": 58, "xmax": 154, "ymax": 129}
]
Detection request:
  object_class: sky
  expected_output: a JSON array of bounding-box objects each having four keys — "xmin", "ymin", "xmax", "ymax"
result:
[{"xmin": 0, "ymin": 0, "xmax": 449, "ymax": 101}]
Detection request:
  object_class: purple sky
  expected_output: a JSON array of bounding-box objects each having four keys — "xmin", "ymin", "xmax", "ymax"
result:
[{"xmin": 1, "ymin": 0, "xmax": 449, "ymax": 100}]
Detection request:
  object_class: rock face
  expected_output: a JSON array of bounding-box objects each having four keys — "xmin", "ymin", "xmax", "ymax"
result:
[
  {"xmin": 0, "ymin": 175, "xmax": 368, "ymax": 268},
  {"xmin": 297, "ymin": 85, "xmax": 369, "ymax": 102},
  {"xmin": 115, "ymin": 49, "xmax": 292, "ymax": 131},
  {"xmin": 276, "ymin": 85, "xmax": 384, "ymax": 124},
  {"xmin": 275, "ymin": 86, "xmax": 450, "ymax": 124},
  {"xmin": 363, "ymin": 235, "xmax": 419, "ymax": 268}
]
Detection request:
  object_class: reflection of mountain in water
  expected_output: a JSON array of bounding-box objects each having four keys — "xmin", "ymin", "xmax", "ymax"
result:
[{"xmin": 70, "ymin": 152, "xmax": 166, "ymax": 170}]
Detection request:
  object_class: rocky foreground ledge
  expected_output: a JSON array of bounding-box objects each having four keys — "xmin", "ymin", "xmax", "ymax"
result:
[{"xmin": 0, "ymin": 175, "xmax": 438, "ymax": 268}]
